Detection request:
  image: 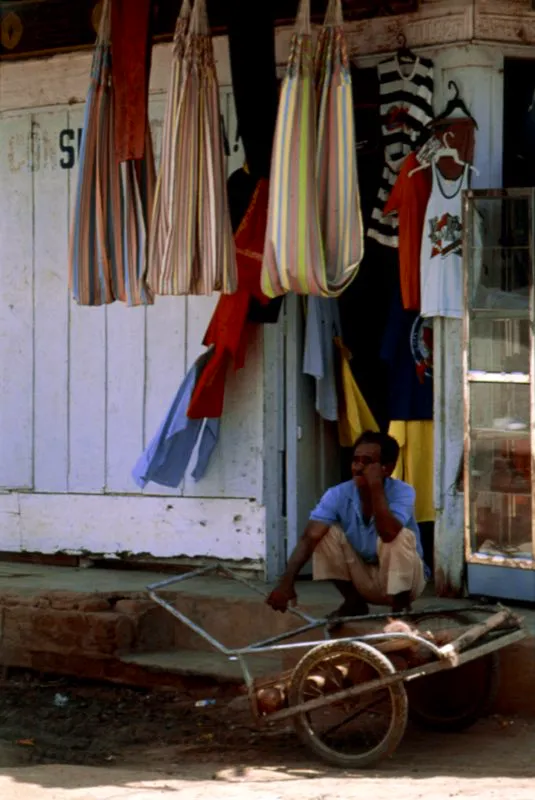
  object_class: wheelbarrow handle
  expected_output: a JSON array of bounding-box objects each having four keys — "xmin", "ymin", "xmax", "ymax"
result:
[{"xmin": 215, "ymin": 566, "xmax": 319, "ymax": 624}]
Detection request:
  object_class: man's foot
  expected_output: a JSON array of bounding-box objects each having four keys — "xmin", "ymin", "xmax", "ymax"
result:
[
  {"xmin": 327, "ymin": 597, "xmax": 370, "ymax": 621},
  {"xmin": 330, "ymin": 580, "xmax": 369, "ymax": 620},
  {"xmin": 391, "ymin": 590, "xmax": 412, "ymax": 614}
]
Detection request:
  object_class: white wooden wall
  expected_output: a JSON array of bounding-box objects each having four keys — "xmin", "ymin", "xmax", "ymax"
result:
[{"xmin": 0, "ymin": 54, "xmax": 266, "ymax": 563}]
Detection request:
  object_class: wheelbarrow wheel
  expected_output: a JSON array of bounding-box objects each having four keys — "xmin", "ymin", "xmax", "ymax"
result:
[
  {"xmin": 288, "ymin": 640, "xmax": 408, "ymax": 769},
  {"xmin": 407, "ymin": 613, "xmax": 501, "ymax": 732}
]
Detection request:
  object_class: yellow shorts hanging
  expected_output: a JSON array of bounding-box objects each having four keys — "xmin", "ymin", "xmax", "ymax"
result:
[
  {"xmin": 389, "ymin": 420, "xmax": 435, "ymax": 523},
  {"xmin": 335, "ymin": 337, "xmax": 379, "ymax": 447}
]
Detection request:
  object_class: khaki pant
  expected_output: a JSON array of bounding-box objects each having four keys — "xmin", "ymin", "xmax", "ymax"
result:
[{"xmin": 313, "ymin": 525, "xmax": 426, "ymax": 605}]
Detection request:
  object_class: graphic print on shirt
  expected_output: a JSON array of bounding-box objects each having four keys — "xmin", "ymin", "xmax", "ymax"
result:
[
  {"xmin": 368, "ymin": 54, "xmax": 434, "ymax": 249},
  {"xmin": 410, "ymin": 315, "xmax": 433, "ymax": 382},
  {"xmin": 428, "ymin": 212, "xmax": 463, "ymax": 259},
  {"xmin": 380, "ymin": 279, "xmax": 433, "ymax": 422}
]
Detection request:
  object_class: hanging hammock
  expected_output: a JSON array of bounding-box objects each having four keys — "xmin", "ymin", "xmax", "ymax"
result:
[
  {"xmin": 315, "ymin": 0, "xmax": 364, "ymax": 291},
  {"xmin": 147, "ymin": 0, "xmax": 191, "ymax": 292},
  {"xmin": 148, "ymin": 0, "xmax": 237, "ymax": 296},
  {"xmin": 69, "ymin": 0, "xmax": 155, "ymax": 307},
  {"xmin": 261, "ymin": 0, "xmax": 323, "ymax": 298},
  {"xmin": 261, "ymin": 0, "xmax": 363, "ymax": 298}
]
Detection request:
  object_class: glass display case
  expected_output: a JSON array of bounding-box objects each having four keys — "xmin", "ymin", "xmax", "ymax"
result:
[{"xmin": 463, "ymin": 188, "xmax": 535, "ymax": 601}]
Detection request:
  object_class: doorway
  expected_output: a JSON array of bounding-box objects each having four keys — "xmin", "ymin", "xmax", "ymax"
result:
[
  {"xmin": 503, "ymin": 58, "xmax": 535, "ymax": 188},
  {"xmin": 281, "ymin": 63, "xmax": 435, "ymax": 573}
]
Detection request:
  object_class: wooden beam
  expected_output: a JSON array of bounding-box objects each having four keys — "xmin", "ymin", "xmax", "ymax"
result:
[{"xmin": 0, "ymin": 0, "xmax": 419, "ymax": 61}]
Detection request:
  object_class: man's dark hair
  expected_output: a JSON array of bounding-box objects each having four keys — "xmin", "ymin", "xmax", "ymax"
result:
[{"xmin": 353, "ymin": 430, "xmax": 400, "ymax": 467}]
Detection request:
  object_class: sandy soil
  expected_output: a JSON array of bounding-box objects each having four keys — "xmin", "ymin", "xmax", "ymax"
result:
[{"xmin": 0, "ymin": 671, "xmax": 533, "ymax": 799}]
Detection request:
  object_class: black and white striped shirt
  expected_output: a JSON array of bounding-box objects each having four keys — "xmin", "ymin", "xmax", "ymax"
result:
[{"xmin": 368, "ymin": 54, "xmax": 434, "ymax": 249}]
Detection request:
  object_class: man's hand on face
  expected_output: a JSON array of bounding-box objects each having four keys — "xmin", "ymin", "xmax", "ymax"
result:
[
  {"xmin": 266, "ymin": 582, "xmax": 297, "ymax": 613},
  {"xmin": 363, "ymin": 461, "xmax": 385, "ymax": 487}
]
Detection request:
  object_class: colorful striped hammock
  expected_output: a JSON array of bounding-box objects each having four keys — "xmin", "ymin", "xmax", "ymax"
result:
[
  {"xmin": 69, "ymin": 0, "xmax": 155, "ymax": 307},
  {"xmin": 261, "ymin": 0, "xmax": 364, "ymax": 298},
  {"xmin": 146, "ymin": 0, "xmax": 191, "ymax": 294},
  {"xmin": 148, "ymin": 0, "xmax": 237, "ymax": 296}
]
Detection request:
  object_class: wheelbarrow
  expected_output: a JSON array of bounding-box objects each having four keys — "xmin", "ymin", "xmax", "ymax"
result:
[{"xmin": 146, "ymin": 565, "xmax": 526, "ymax": 769}]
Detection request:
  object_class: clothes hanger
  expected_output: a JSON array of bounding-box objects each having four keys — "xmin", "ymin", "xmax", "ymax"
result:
[
  {"xmin": 396, "ymin": 32, "xmax": 417, "ymax": 65},
  {"xmin": 409, "ymin": 133, "xmax": 462, "ymax": 176},
  {"xmin": 433, "ymin": 80, "xmax": 479, "ymax": 129},
  {"xmin": 409, "ymin": 132, "xmax": 480, "ymax": 177}
]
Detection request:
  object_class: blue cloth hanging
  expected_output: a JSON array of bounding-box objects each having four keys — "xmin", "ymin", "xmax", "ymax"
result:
[{"xmin": 132, "ymin": 347, "xmax": 220, "ymax": 489}]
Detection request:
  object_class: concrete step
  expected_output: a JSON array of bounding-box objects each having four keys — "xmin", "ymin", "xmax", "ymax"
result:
[
  {"xmin": 120, "ymin": 649, "xmax": 285, "ymax": 683},
  {"xmin": 1, "ymin": 562, "xmax": 535, "ymax": 718}
]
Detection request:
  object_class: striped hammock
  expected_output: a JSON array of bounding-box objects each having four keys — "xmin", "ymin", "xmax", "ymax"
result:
[
  {"xmin": 148, "ymin": 0, "xmax": 237, "ymax": 296},
  {"xmin": 261, "ymin": 0, "xmax": 364, "ymax": 298},
  {"xmin": 69, "ymin": 0, "xmax": 155, "ymax": 307},
  {"xmin": 146, "ymin": 0, "xmax": 191, "ymax": 293}
]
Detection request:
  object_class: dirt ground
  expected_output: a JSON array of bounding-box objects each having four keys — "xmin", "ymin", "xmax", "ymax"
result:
[{"xmin": 0, "ymin": 671, "xmax": 534, "ymax": 799}]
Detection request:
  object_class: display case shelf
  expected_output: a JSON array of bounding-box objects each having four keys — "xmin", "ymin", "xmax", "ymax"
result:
[
  {"xmin": 468, "ymin": 371, "xmax": 530, "ymax": 383},
  {"xmin": 469, "ymin": 308, "xmax": 530, "ymax": 320},
  {"xmin": 471, "ymin": 488, "xmax": 531, "ymax": 497},
  {"xmin": 471, "ymin": 427, "xmax": 530, "ymax": 440},
  {"xmin": 468, "ymin": 245, "xmax": 530, "ymax": 251}
]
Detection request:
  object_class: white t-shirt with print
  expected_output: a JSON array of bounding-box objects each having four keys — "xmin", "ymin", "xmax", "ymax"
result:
[{"xmin": 420, "ymin": 161, "xmax": 469, "ymax": 319}]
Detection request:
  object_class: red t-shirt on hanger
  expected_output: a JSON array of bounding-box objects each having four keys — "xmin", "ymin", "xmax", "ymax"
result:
[
  {"xmin": 383, "ymin": 151, "xmax": 432, "ymax": 311},
  {"xmin": 187, "ymin": 179, "xmax": 270, "ymax": 420}
]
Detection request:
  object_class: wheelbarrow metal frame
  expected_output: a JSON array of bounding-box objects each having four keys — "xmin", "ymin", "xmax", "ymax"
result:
[{"xmin": 146, "ymin": 563, "xmax": 527, "ymax": 726}]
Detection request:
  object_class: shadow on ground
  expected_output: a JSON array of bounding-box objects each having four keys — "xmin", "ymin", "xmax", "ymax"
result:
[{"xmin": 0, "ymin": 671, "xmax": 533, "ymax": 794}]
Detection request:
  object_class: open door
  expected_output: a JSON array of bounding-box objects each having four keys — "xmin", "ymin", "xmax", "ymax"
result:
[{"xmin": 284, "ymin": 295, "xmax": 341, "ymax": 569}]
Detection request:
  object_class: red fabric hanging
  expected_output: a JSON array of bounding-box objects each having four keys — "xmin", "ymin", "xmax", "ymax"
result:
[
  {"xmin": 431, "ymin": 116, "xmax": 476, "ymax": 180},
  {"xmin": 187, "ymin": 179, "xmax": 270, "ymax": 419},
  {"xmin": 383, "ymin": 152, "xmax": 432, "ymax": 312},
  {"xmin": 111, "ymin": 0, "xmax": 152, "ymax": 162}
]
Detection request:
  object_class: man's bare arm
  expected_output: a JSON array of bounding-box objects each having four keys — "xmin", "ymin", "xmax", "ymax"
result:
[
  {"xmin": 266, "ymin": 520, "xmax": 330, "ymax": 612},
  {"xmin": 364, "ymin": 464, "xmax": 403, "ymax": 543},
  {"xmin": 285, "ymin": 520, "xmax": 330, "ymax": 583},
  {"xmin": 369, "ymin": 481, "xmax": 403, "ymax": 542}
]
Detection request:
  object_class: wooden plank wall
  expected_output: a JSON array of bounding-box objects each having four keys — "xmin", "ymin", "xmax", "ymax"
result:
[{"xmin": 0, "ymin": 82, "xmax": 266, "ymax": 562}]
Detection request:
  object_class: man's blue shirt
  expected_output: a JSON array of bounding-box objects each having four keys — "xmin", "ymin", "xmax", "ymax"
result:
[{"xmin": 310, "ymin": 478, "xmax": 427, "ymax": 572}]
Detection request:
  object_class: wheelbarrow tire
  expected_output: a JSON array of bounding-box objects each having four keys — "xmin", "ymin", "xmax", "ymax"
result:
[
  {"xmin": 288, "ymin": 640, "xmax": 408, "ymax": 769},
  {"xmin": 408, "ymin": 612, "xmax": 501, "ymax": 732}
]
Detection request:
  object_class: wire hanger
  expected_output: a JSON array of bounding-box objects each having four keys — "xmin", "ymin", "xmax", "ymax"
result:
[
  {"xmin": 396, "ymin": 32, "xmax": 417, "ymax": 64},
  {"xmin": 409, "ymin": 132, "xmax": 480, "ymax": 177},
  {"xmin": 434, "ymin": 80, "xmax": 478, "ymax": 128}
]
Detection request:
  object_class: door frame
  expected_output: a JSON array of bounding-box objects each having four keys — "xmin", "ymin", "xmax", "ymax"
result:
[
  {"xmin": 262, "ymin": 306, "xmax": 286, "ymax": 582},
  {"xmin": 262, "ymin": 295, "xmax": 342, "ymax": 581}
]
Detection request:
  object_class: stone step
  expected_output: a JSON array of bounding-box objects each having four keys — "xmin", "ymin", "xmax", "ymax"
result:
[
  {"xmin": 120, "ymin": 648, "xmax": 286, "ymax": 683},
  {"xmin": 1, "ymin": 562, "xmax": 535, "ymax": 718}
]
